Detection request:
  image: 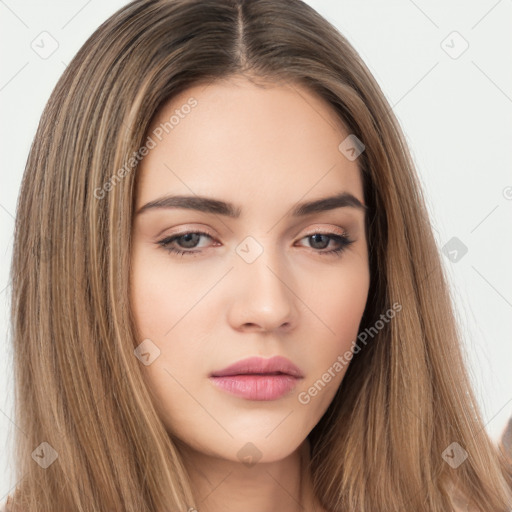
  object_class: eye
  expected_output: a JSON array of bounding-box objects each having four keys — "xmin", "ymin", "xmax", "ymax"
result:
[
  {"xmin": 157, "ymin": 231, "xmax": 215, "ymax": 257},
  {"xmin": 156, "ymin": 229, "xmax": 355, "ymax": 258},
  {"xmin": 297, "ymin": 230, "xmax": 354, "ymax": 256}
]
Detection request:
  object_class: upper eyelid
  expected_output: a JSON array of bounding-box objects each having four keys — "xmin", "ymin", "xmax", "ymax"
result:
[
  {"xmin": 159, "ymin": 227, "xmax": 350, "ymax": 245},
  {"xmin": 161, "ymin": 225, "xmax": 349, "ymax": 237}
]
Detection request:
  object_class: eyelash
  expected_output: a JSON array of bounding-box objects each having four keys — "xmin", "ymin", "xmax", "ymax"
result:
[{"xmin": 156, "ymin": 229, "xmax": 354, "ymax": 258}]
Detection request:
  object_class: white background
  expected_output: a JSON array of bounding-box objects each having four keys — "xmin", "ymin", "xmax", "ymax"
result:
[{"xmin": 1, "ymin": 0, "xmax": 511, "ymax": 499}]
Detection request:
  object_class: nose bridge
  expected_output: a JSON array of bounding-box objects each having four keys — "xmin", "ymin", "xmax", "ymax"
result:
[{"xmin": 230, "ymin": 234, "xmax": 297, "ymax": 330}]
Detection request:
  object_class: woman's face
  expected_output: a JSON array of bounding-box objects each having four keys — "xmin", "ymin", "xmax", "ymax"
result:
[{"xmin": 130, "ymin": 76, "xmax": 370, "ymax": 464}]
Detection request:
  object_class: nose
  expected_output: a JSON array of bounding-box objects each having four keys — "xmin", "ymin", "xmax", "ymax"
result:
[{"xmin": 226, "ymin": 246, "xmax": 299, "ymax": 334}]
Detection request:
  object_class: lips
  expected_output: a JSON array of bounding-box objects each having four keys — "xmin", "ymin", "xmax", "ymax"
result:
[
  {"xmin": 209, "ymin": 355, "xmax": 304, "ymax": 378},
  {"xmin": 209, "ymin": 356, "xmax": 304, "ymax": 401}
]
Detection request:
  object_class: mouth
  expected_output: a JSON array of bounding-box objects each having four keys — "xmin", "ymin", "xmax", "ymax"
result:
[
  {"xmin": 209, "ymin": 356, "xmax": 304, "ymax": 401},
  {"xmin": 210, "ymin": 355, "xmax": 303, "ymax": 378},
  {"xmin": 209, "ymin": 374, "xmax": 301, "ymax": 401}
]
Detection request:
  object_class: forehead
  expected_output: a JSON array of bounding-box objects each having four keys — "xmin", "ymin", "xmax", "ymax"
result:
[{"xmin": 136, "ymin": 76, "xmax": 364, "ymax": 213}]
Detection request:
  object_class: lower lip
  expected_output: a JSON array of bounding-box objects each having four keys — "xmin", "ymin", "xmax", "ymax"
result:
[{"xmin": 209, "ymin": 374, "xmax": 301, "ymax": 401}]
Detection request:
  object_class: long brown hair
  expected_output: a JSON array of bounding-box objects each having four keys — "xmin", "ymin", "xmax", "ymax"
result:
[{"xmin": 8, "ymin": 0, "xmax": 512, "ymax": 510}]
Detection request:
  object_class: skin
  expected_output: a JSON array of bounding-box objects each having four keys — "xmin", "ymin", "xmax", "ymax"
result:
[{"xmin": 130, "ymin": 75, "xmax": 370, "ymax": 512}]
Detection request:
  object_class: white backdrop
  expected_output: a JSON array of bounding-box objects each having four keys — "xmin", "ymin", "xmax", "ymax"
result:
[{"xmin": 1, "ymin": 0, "xmax": 511, "ymax": 498}]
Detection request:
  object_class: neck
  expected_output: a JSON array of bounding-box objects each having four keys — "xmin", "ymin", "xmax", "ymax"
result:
[{"xmin": 176, "ymin": 438, "xmax": 320, "ymax": 512}]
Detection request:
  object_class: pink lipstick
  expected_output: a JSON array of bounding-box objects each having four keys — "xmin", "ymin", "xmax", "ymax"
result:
[{"xmin": 209, "ymin": 355, "xmax": 303, "ymax": 401}]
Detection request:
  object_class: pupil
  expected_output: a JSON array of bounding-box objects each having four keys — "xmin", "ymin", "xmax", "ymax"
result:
[
  {"xmin": 311, "ymin": 234, "xmax": 328, "ymax": 249},
  {"xmin": 180, "ymin": 233, "xmax": 199, "ymax": 248}
]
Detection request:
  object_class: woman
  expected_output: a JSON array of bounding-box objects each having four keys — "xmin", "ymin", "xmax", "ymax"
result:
[{"xmin": 5, "ymin": 0, "xmax": 512, "ymax": 510}]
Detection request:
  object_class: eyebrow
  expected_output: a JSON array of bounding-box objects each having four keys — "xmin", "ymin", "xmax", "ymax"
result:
[{"xmin": 136, "ymin": 192, "xmax": 367, "ymax": 217}]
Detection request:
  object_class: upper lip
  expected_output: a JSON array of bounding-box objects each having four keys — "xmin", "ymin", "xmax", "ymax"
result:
[{"xmin": 210, "ymin": 356, "xmax": 303, "ymax": 378}]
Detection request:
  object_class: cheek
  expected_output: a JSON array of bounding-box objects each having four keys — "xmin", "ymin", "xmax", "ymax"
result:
[
  {"xmin": 303, "ymin": 254, "xmax": 370, "ymax": 352},
  {"xmin": 131, "ymin": 241, "xmax": 171, "ymax": 325},
  {"xmin": 129, "ymin": 247, "xmax": 213, "ymax": 434},
  {"xmin": 130, "ymin": 245, "xmax": 208, "ymax": 339},
  {"xmin": 294, "ymin": 260, "xmax": 370, "ymax": 411},
  {"xmin": 324, "ymin": 266, "xmax": 369, "ymax": 345},
  {"xmin": 131, "ymin": 275, "xmax": 175, "ymax": 338},
  {"xmin": 130, "ymin": 271, "xmax": 203, "ymax": 439}
]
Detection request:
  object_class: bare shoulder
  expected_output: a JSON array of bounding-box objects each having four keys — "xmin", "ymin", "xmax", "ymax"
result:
[{"xmin": 0, "ymin": 494, "xmax": 14, "ymax": 512}]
